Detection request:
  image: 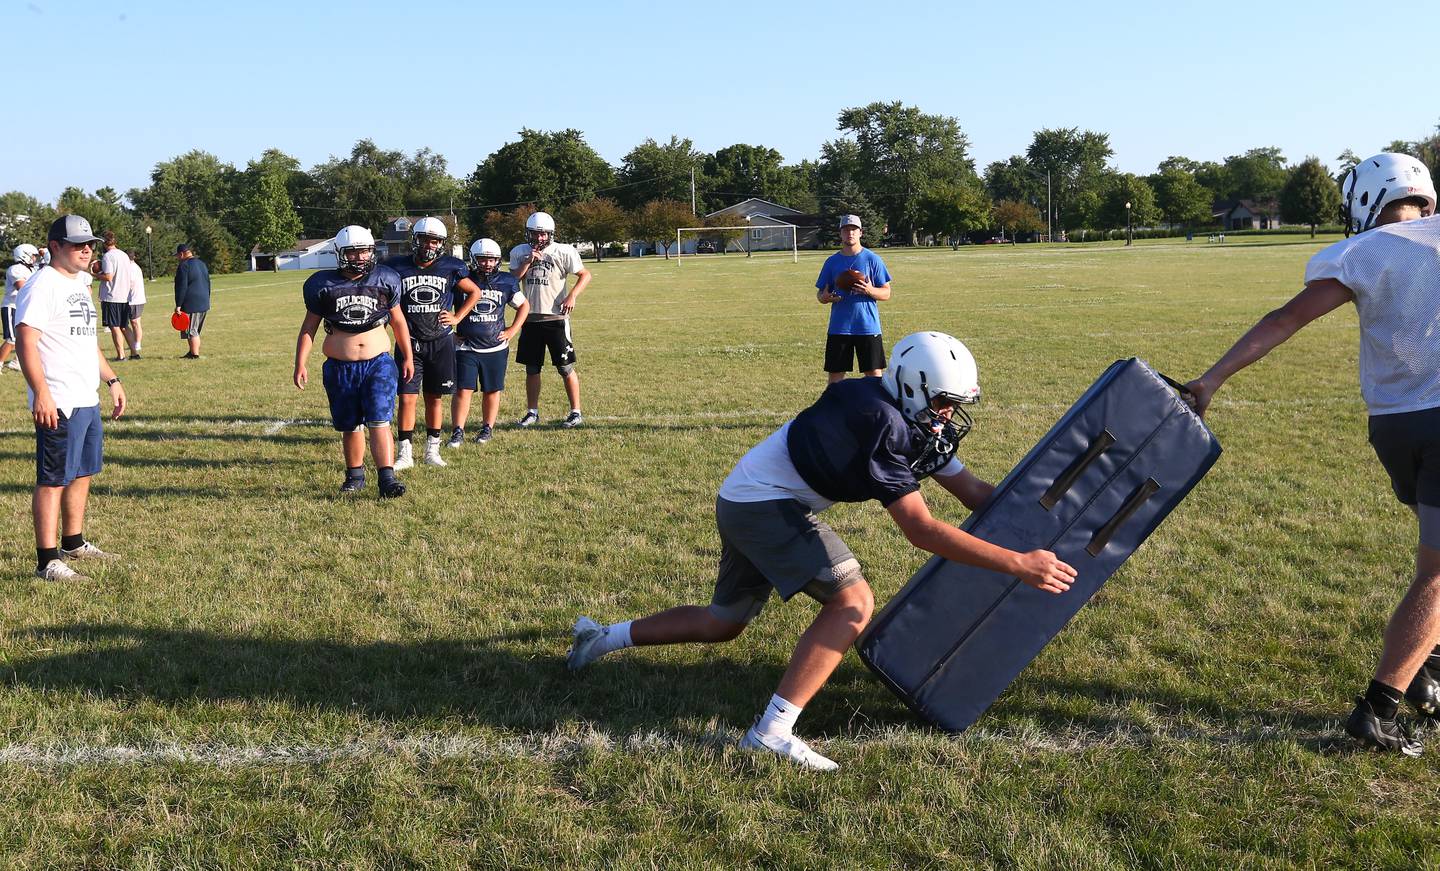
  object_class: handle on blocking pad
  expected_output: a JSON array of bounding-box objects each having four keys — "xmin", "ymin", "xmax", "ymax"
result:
[
  {"xmin": 1040, "ymin": 430, "xmax": 1116, "ymax": 510},
  {"xmin": 1157, "ymin": 371, "xmax": 1198, "ymax": 406},
  {"xmin": 1086, "ymin": 477, "xmax": 1161, "ymax": 556}
]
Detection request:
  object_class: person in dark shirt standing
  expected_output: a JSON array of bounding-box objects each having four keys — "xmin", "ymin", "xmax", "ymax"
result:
[
  {"xmin": 382, "ymin": 217, "xmax": 480, "ymax": 469},
  {"xmin": 566, "ymin": 331, "xmax": 1077, "ymax": 771},
  {"xmin": 173, "ymin": 243, "xmax": 211, "ymax": 359},
  {"xmin": 294, "ymin": 225, "xmax": 413, "ymax": 498}
]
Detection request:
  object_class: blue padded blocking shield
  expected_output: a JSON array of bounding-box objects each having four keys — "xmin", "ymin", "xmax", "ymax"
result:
[{"xmin": 856, "ymin": 358, "xmax": 1222, "ymax": 733}]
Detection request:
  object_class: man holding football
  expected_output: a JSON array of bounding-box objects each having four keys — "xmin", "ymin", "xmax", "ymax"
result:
[
  {"xmin": 1186, "ymin": 153, "xmax": 1440, "ymax": 755},
  {"xmin": 567, "ymin": 332, "xmax": 1075, "ymax": 771},
  {"xmin": 815, "ymin": 214, "xmax": 891, "ymax": 385}
]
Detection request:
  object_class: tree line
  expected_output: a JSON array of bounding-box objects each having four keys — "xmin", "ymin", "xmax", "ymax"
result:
[{"xmin": 4, "ymin": 103, "xmax": 1437, "ymax": 274}]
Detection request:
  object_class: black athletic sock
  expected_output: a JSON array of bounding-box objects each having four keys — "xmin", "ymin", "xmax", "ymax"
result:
[
  {"xmin": 60, "ymin": 533, "xmax": 84, "ymax": 551},
  {"xmin": 1366, "ymin": 679, "xmax": 1404, "ymax": 719},
  {"xmin": 378, "ymin": 466, "xmax": 397, "ymax": 486},
  {"xmin": 37, "ymin": 547, "xmax": 59, "ymax": 572},
  {"xmin": 345, "ymin": 466, "xmax": 365, "ymax": 482},
  {"xmin": 426, "ymin": 427, "xmax": 441, "ymax": 439},
  {"xmin": 399, "ymin": 429, "xmax": 413, "ymax": 444}
]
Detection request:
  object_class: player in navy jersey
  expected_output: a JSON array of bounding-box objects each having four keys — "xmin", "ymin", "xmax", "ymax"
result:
[
  {"xmin": 294, "ymin": 225, "xmax": 413, "ymax": 498},
  {"xmin": 567, "ymin": 332, "xmax": 1077, "ymax": 771},
  {"xmin": 382, "ymin": 216, "xmax": 481, "ymax": 469},
  {"xmin": 447, "ymin": 238, "xmax": 529, "ymax": 447}
]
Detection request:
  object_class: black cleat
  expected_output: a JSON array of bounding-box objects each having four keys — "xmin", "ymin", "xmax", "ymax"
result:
[
  {"xmin": 339, "ymin": 477, "xmax": 365, "ymax": 493},
  {"xmin": 379, "ymin": 480, "xmax": 406, "ymax": 499},
  {"xmin": 1345, "ymin": 697, "xmax": 1423, "ymax": 756},
  {"xmin": 1406, "ymin": 668, "xmax": 1440, "ymax": 721}
]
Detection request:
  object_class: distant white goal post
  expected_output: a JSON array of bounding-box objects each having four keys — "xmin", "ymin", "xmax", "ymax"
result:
[{"xmin": 675, "ymin": 223, "xmax": 798, "ymax": 264}]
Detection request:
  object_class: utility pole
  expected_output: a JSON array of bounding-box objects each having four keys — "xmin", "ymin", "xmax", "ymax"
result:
[{"xmin": 690, "ymin": 166, "xmax": 697, "ymax": 215}]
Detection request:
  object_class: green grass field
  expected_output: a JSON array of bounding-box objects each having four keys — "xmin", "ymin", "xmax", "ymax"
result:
[{"xmin": 1, "ymin": 236, "xmax": 1436, "ymax": 868}]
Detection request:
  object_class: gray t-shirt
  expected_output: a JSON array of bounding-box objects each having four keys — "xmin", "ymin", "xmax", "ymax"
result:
[
  {"xmin": 1305, "ymin": 213, "xmax": 1440, "ymax": 415},
  {"xmin": 99, "ymin": 248, "xmax": 132, "ymax": 303}
]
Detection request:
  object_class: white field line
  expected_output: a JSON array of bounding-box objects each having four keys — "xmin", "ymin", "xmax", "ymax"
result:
[{"xmin": 0, "ymin": 721, "xmax": 1335, "ymax": 768}]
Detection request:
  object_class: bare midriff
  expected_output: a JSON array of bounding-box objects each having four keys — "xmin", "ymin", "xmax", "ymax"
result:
[{"xmin": 323, "ymin": 323, "xmax": 391, "ymax": 361}]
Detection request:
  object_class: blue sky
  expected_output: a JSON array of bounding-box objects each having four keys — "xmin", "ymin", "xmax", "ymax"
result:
[{"xmin": 9, "ymin": 0, "xmax": 1440, "ymax": 204}]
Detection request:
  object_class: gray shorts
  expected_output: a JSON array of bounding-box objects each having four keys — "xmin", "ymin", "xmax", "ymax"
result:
[
  {"xmin": 709, "ymin": 496, "xmax": 863, "ymax": 625},
  {"xmin": 181, "ymin": 310, "xmax": 206, "ymax": 338},
  {"xmin": 128, "ymin": 303, "xmax": 144, "ymax": 320}
]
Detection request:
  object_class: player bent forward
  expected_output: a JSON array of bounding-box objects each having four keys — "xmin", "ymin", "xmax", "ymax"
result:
[
  {"xmin": 568, "ymin": 332, "xmax": 1076, "ymax": 770},
  {"xmin": 294, "ymin": 225, "xmax": 414, "ymax": 498},
  {"xmin": 1185, "ymin": 153, "xmax": 1440, "ymax": 755}
]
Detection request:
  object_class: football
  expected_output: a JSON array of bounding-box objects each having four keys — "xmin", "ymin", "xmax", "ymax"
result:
[{"xmin": 836, "ymin": 269, "xmax": 865, "ymax": 291}]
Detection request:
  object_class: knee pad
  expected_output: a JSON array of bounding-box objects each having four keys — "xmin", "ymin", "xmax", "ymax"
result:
[
  {"xmin": 802, "ymin": 558, "xmax": 865, "ymax": 604},
  {"xmin": 556, "ymin": 363, "xmax": 575, "ymax": 377},
  {"xmin": 1420, "ymin": 504, "xmax": 1440, "ymax": 551},
  {"xmin": 364, "ymin": 420, "xmax": 390, "ymax": 430},
  {"xmin": 525, "ymin": 363, "xmax": 543, "ymax": 376}
]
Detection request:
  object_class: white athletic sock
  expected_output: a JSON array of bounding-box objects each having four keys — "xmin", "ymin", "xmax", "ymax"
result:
[
  {"xmin": 528, "ymin": 408, "xmax": 539, "ymax": 415},
  {"xmin": 755, "ymin": 693, "xmax": 803, "ymax": 737},
  {"xmin": 597, "ymin": 620, "xmax": 633, "ymax": 656}
]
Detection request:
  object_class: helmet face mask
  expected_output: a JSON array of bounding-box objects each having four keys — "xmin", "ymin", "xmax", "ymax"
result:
[
  {"xmin": 525, "ymin": 211, "xmax": 556, "ymax": 249},
  {"xmin": 411, "ymin": 216, "xmax": 448, "ymax": 264},
  {"xmin": 12, "ymin": 243, "xmax": 38, "ymax": 266},
  {"xmin": 882, "ymin": 331, "xmax": 982, "ymax": 476},
  {"xmin": 1343, "ymin": 153, "xmax": 1437, "ymax": 236},
  {"xmin": 468, "ymin": 238, "xmax": 502, "ymax": 276},
  {"xmin": 333, "ymin": 225, "xmax": 376, "ymax": 278}
]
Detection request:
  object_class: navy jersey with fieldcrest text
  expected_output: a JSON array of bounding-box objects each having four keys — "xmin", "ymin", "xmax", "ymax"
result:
[
  {"xmin": 786, "ymin": 377, "xmax": 931, "ymax": 506},
  {"xmin": 457, "ymin": 270, "xmax": 523, "ymax": 350},
  {"xmin": 302, "ymin": 265, "xmax": 402, "ymax": 333},
  {"xmin": 384, "ymin": 254, "xmax": 470, "ymax": 341}
]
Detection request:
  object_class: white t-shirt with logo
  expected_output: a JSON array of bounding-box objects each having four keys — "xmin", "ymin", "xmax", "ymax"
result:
[
  {"xmin": 508, "ymin": 242, "xmax": 585, "ymax": 321},
  {"xmin": 126, "ymin": 259, "xmax": 146, "ymax": 305},
  {"xmin": 15, "ymin": 266, "xmax": 101, "ymax": 416},
  {"xmin": 4, "ymin": 263, "xmax": 33, "ymax": 308},
  {"xmin": 1304, "ymin": 213, "xmax": 1440, "ymax": 415},
  {"xmin": 98, "ymin": 248, "xmax": 132, "ymax": 303}
]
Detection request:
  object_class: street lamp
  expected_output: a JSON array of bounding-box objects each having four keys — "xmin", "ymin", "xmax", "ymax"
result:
[
  {"xmin": 145, "ymin": 225, "xmax": 153, "ymax": 275},
  {"xmin": 1124, "ymin": 201, "xmax": 1132, "ymax": 246}
]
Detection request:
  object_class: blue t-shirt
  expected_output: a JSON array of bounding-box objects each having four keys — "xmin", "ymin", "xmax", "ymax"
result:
[
  {"xmin": 456, "ymin": 270, "xmax": 524, "ymax": 350},
  {"xmin": 785, "ymin": 377, "xmax": 929, "ymax": 507},
  {"xmin": 383, "ymin": 254, "xmax": 470, "ymax": 341},
  {"xmin": 302, "ymin": 265, "xmax": 402, "ymax": 334},
  {"xmin": 815, "ymin": 248, "xmax": 890, "ymax": 336}
]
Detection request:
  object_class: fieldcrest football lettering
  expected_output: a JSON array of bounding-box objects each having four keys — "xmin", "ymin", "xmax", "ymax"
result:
[
  {"xmin": 67, "ymin": 292, "xmax": 97, "ymax": 335},
  {"xmin": 401, "ymin": 274, "xmax": 450, "ymax": 313}
]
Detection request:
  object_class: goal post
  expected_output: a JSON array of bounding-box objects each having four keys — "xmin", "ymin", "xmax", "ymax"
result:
[{"xmin": 675, "ymin": 223, "xmax": 799, "ymax": 264}]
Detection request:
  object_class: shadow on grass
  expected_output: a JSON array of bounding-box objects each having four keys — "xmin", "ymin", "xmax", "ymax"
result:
[
  {"xmin": 0, "ymin": 622, "xmax": 1349, "ymax": 748},
  {"xmin": 0, "ymin": 450, "xmax": 311, "ymax": 470}
]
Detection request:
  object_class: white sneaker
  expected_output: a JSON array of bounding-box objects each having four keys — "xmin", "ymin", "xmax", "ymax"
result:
[
  {"xmin": 35, "ymin": 559, "xmax": 90, "ymax": 582},
  {"xmin": 423, "ymin": 437, "xmax": 447, "ymax": 466},
  {"xmin": 739, "ymin": 727, "xmax": 839, "ymax": 772},
  {"xmin": 517, "ymin": 410, "xmax": 539, "ymax": 428},
  {"xmin": 2, "ymin": 360, "xmax": 19, "ymax": 371},
  {"xmin": 394, "ymin": 440, "xmax": 414, "ymax": 470},
  {"xmin": 567, "ymin": 616, "xmax": 607, "ymax": 672},
  {"xmin": 59, "ymin": 541, "xmax": 119, "ymax": 561},
  {"xmin": 562, "ymin": 410, "xmax": 584, "ymax": 429},
  {"xmin": 445, "ymin": 427, "xmax": 464, "ymax": 449}
]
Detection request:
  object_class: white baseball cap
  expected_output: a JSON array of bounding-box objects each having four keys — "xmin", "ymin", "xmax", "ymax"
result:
[{"xmin": 838, "ymin": 215, "xmax": 862, "ymax": 229}]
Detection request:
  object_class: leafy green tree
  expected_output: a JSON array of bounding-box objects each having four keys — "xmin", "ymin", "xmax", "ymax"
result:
[
  {"xmin": 1223, "ymin": 147, "xmax": 1289, "ymax": 202},
  {"xmin": 983, "ymin": 156, "xmax": 1044, "ymax": 207},
  {"xmin": 630, "ymin": 199, "xmax": 695, "ymax": 258},
  {"xmin": 309, "ymin": 140, "xmax": 407, "ymax": 237},
  {"xmin": 1280, "ymin": 157, "xmax": 1343, "ymax": 238},
  {"xmin": 1150, "ymin": 168, "xmax": 1213, "ymax": 228},
  {"xmin": 701, "ymin": 144, "xmax": 817, "ymax": 212},
  {"xmin": 818, "ymin": 177, "xmax": 884, "ymax": 247},
  {"xmin": 479, "ymin": 205, "xmax": 535, "ymax": 255},
  {"xmin": 0, "ymin": 191, "xmax": 58, "ymax": 254},
  {"xmin": 829, "ymin": 101, "xmax": 978, "ymax": 245},
  {"xmin": 918, "ymin": 181, "xmax": 992, "ymax": 245},
  {"xmin": 462, "ymin": 129, "xmax": 613, "ymax": 232},
  {"xmin": 188, "ymin": 213, "xmax": 242, "ymax": 273},
  {"xmin": 563, "ymin": 197, "xmax": 629, "ymax": 261},
  {"xmin": 1334, "ymin": 149, "xmax": 1362, "ymax": 184},
  {"xmin": 129, "ymin": 150, "xmax": 239, "ymax": 238},
  {"xmin": 616, "ymin": 136, "xmax": 704, "ymax": 211},
  {"xmin": 237, "ymin": 171, "xmax": 304, "ymax": 260},
  {"xmin": 1098, "ymin": 174, "xmax": 1158, "ymax": 232},
  {"xmin": 1025, "ymin": 128, "xmax": 1113, "ymax": 232},
  {"xmin": 992, "ymin": 200, "xmax": 1044, "ymax": 241}
]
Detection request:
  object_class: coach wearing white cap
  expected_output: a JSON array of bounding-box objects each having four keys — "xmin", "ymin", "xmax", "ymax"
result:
[
  {"xmin": 15, "ymin": 215, "xmax": 126, "ymax": 581},
  {"xmin": 815, "ymin": 214, "xmax": 892, "ymax": 384}
]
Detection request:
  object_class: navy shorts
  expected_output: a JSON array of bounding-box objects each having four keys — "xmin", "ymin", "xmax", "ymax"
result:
[
  {"xmin": 516, "ymin": 319, "xmax": 576, "ymax": 370},
  {"xmin": 824, "ymin": 333, "xmax": 886, "ymax": 373},
  {"xmin": 322, "ymin": 354, "xmax": 399, "ymax": 432},
  {"xmin": 456, "ymin": 348, "xmax": 508, "ymax": 392},
  {"xmin": 102, "ymin": 301, "xmax": 129, "ymax": 329},
  {"xmin": 400, "ymin": 334, "xmax": 456, "ymax": 396},
  {"xmin": 1369, "ymin": 406, "xmax": 1440, "ymax": 507},
  {"xmin": 36, "ymin": 404, "xmax": 103, "ymax": 487},
  {"xmin": 1, "ymin": 306, "xmax": 13, "ymax": 343}
]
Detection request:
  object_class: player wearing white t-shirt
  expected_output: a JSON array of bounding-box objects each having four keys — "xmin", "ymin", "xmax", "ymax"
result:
[
  {"xmin": 2, "ymin": 243, "xmax": 38, "ymax": 371},
  {"xmin": 16, "ymin": 216, "xmax": 126, "ymax": 583},
  {"xmin": 95, "ymin": 232, "xmax": 131, "ymax": 361},
  {"xmin": 125, "ymin": 257, "xmax": 146, "ymax": 358},
  {"xmin": 509, "ymin": 211, "xmax": 591, "ymax": 429},
  {"xmin": 1186, "ymin": 153, "xmax": 1440, "ymax": 755}
]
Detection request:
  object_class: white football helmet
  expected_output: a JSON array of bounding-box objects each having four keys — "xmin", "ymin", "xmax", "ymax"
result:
[
  {"xmin": 411, "ymin": 216, "xmax": 448, "ymax": 263},
  {"xmin": 1343, "ymin": 153, "xmax": 1437, "ymax": 235},
  {"xmin": 333, "ymin": 225, "xmax": 376, "ymax": 277},
  {"xmin": 12, "ymin": 243, "xmax": 38, "ymax": 266},
  {"xmin": 526, "ymin": 211, "xmax": 556, "ymax": 248},
  {"xmin": 469, "ymin": 238, "xmax": 502, "ymax": 275},
  {"xmin": 883, "ymin": 331, "xmax": 981, "ymax": 477}
]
